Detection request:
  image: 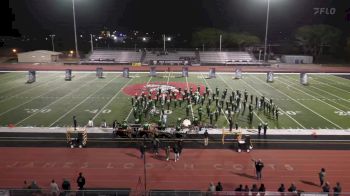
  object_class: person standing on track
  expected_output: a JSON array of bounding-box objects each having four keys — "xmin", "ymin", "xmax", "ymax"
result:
[
  {"xmin": 173, "ymin": 143, "xmax": 179, "ymax": 162},
  {"xmin": 140, "ymin": 142, "xmax": 146, "ymax": 159},
  {"xmin": 333, "ymin": 182, "xmax": 342, "ymax": 196},
  {"xmin": 252, "ymin": 159, "xmax": 264, "ymax": 180},
  {"xmin": 319, "ymin": 168, "xmax": 326, "ymax": 186},
  {"xmin": 165, "ymin": 145, "xmax": 170, "ymax": 161},
  {"xmin": 76, "ymin": 172, "xmax": 86, "ymax": 190}
]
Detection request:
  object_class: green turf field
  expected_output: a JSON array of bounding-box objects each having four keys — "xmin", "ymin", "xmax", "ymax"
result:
[{"xmin": 0, "ymin": 71, "xmax": 349, "ymax": 129}]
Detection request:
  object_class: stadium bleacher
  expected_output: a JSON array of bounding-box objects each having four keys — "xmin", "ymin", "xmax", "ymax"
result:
[
  {"xmin": 82, "ymin": 50, "xmax": 142, "ymax": 64},
  {"xmin": 143, "ymin": 51, "xmax": 196, "ymax": 65},
  {"xmin": 199, "ymin": 51, "xmax": 256, "ymax": 65},
  {"xmin": 82, "ymin": 50, "xmax": 258, "ymax": 65}
]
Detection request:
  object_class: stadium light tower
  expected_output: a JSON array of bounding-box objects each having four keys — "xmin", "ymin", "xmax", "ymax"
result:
[
  {"xmin": 163, "ymin": 34, "xmax": 171, "ymax": 52},
  {"xmin": 90, "ymin": 34, "xmax": 94, "ymax": 53},
  {"xmin": 263, "ymin": 0, "xmax": 270, "ymax": 62},
  {"xmin": 72, "ymin": 0, "xmax": 80, "ymax": 58},
  {"xmin": 49, "ymin": 34, "xmax": 55, "ymax": 52}
]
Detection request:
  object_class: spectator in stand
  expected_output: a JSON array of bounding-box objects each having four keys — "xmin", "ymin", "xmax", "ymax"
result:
[
  {"xmin": 28, "ymin": 180, "xmax": 41, "ymax": 195},
  {"xmin": 50, "ymin": 179, "xmax": 60, "ymax": 196},
  {"xmin": 251, "ymin": 184, "xmax": 258, "ymax": 196},
  {"xmin": 319, "ymin": 168, "xmax": 326, "ymax": 186},
  {"xmin": 28, "ymin": 180, "xmax": 40, "ymax": 189},
  {"xmin": 288, "ymin": 183, "xmax": 297, "ymax": 193},
  {"xmin": 76, "ymin": 172, "xmax": 86, "ymax": 190},
  {"xmin": 333, "ymin": 182, "xmax": 342, "ymax": 196},
  {"xmin": 216, "ymin": 182, "xmax": 223, "ymax": 191},
  {"xmin": 258, "ymin": 184, "xmax": 266, "ymax": 196},
  {"xmin": 277, "ymin": 184, "xmax": 285, "ymax": 192},
  {"xmin": 22, "ymin": 180, "xmax": 29, "ymax": 189},
  {"xmin": 62, "ymin": 178, "xmax": 71, "ymax": 191},
  {"xmin": 243, "ymin": 185, "xmax": 250, "ymax": 196},
  {"xmin": 322, "ymin": 182, "xmax": 330, "ymax": 193},
  {"xmin": 208, "ymin": 182, "xmax": 216, "ymax": 192},
  {"xmin": 235, "ymin": 184, "xmax": 243, "ymax": 191}
]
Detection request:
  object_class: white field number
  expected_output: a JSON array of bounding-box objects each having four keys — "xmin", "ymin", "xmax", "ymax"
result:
[
  {"xmin": 85, "ymin": 109, "xmax": 111, "ymax": 114},
  {"xmin": 335, "ymin": 111, "xmax": 350, "ymax": 116},
  {"xmin": 25, "ymin": 108, "xmax": 51, "ymax": 113}
]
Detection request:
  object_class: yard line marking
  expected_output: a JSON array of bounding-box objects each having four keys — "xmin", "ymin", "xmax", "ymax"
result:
[
  {"xmin": 49, "ymin": 74, "xmax": 121, "ymax": 127},
  {"xmin": 218, "ymin": 75, "xmax": 265, "ymax": 124},
  {"xmin": 241, "ymin": 75, "xmax": 305, "ymax": 129},
  {"xmin": 0, "ymin": 74, "xmax": 90, "ymax": 117},
  {"xmin": 201, "ymin": 74, "xmax": 229, "ymax": 124},
  {"xmin": 185, "ymin": 75, "xmax": 194, "ymax": 120},
  {"xmin": 16, "ymin": 75, "xmax": 99, "ymax": 125},
  {"xmin": 0, "ymin": 73, "xmax": 31, "ymax": 88},
  {"xmin": 313, "ymin": 76, "xmax": 350, "ymax": 94},
  {"xmin": 277, "ymin": 76, "xmax": 346, "ymax": 112},
  {"xmin": 253, "ymin": 75, "xmax": 343, "ymax": 129},
  {"xmin": 284, "ymin": 75, "xmax": 350, "ymax": 105},
  {"xmin": 0, "ymin": 73, "xmax": 62, "ymax": 104},
  {"xmin": 124, "ymin": 75, "xmax": 154, "ymax": 121},
  {"xmin": 93, "ymin": 78, "xmax": 134, "ymax": 121}
]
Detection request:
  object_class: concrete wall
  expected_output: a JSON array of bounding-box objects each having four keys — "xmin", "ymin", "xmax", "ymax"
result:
[{"xmin": 281, "ymin": 55, "xmax": 313, "ymax": 64}]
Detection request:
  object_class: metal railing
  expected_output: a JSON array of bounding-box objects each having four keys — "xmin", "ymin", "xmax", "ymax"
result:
[{"xmin": 0, "ymin": 189, "xmax": 347, "ymax": 196}]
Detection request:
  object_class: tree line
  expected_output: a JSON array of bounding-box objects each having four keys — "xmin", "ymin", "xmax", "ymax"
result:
[{"xmin": 192, "ymin": 25, "xmax": 350, "ymax": 62}]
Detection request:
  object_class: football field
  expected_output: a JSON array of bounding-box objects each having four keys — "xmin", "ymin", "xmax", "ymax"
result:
[{"xmin": 0, "ymin": 71, "xmax": 349, "ymax": 130}]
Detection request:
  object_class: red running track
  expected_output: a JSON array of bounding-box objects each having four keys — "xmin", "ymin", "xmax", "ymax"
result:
[{"xmin": 0, "ymin": 147, "xmax": 349, "ymax": 192}]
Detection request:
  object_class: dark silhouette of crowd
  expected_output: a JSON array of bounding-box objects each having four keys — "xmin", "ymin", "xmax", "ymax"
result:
[{"xmin": 207, "ymin": 181, "xmax": 342, "ymax": 195}]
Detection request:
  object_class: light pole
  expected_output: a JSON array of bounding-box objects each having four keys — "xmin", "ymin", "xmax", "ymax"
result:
[
  {"xmin": 163, "ymin": 34, "xmax": 165, "ymax": 52},
  {"xmin": 258, "ymin": 50, "xmax": 262, "ymax": 62},
  {"xmin": 90, "ymin": 34, "xmax": 94, "ymax": 53},
  {"xmin": 72, "ymin": 0, "xmax": 79, "ymax": 58},
  {"xmin": 263, "ymin": 0, "xmax": 270, "ymax": 62},
  {"xmin": 49, "ymin": 34, "xmax": 55, "ymax": 52},
  {"xmin": 163, "ymin": 35, "xmax": 171, "ymax": 52},
  {"xmin": 219, "ymin": 34, "xmax": 222, "ymax": 52}
]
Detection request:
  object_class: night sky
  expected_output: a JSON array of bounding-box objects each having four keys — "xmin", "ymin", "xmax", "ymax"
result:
[{"xmin": 8, "ymin": 0, "xmax": 350, "ymax": 49}]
